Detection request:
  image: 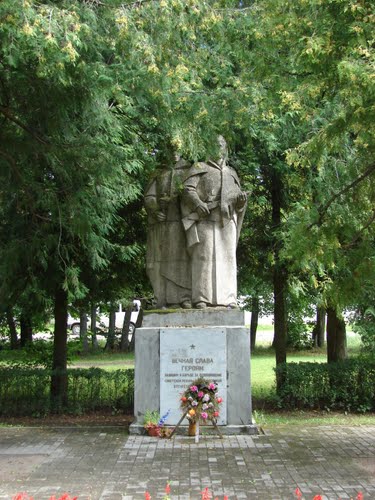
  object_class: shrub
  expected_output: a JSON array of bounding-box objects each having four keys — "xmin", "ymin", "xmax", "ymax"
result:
[
  {"xmin": 0, "ymin": 367, "xmax": 134, "ymax": 416},
  {"xmin": 275, "ymin": 359, "xmax": 375, "ymax": 412}
]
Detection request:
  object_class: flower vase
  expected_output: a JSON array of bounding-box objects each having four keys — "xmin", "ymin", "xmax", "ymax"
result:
[
  {"xmin": 188, "ymin": 421, "xmax": 196, "ymax": 436},
  {"xmin": 147, "ymin": 426, "xmax": 160, "ymax": 437}
]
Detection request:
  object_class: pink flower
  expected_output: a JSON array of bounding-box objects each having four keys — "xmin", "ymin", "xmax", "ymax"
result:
[
  {"xmin": 201, "ymin": 411, "xmax": 208, "ymax": 419},
  {"xmin": 216, "ymin": 397, "xmax": 223, "ymax": 404},
  {"xmin": 208, "ymin": 382, "xmax": 216, "ymax": 390},
  {"xmin": 190, "ymin": 385, "xmax": 198, "ymax": 392},
  {"xmin": 197, "ymin": 391, "xmax": 204, "ymax": 398}
]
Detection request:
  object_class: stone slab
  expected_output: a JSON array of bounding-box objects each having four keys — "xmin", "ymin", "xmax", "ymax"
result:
[
  {"xmin": 142, "ymin": 308, "xmax": 245, "ymax": 327},
  {"xmin": 160, "ymin": 328, "xmax": 227, "ymax": 425},
  {"xmin": 129, "ymin": 423, "xmax": 259, "ymax": 435}
]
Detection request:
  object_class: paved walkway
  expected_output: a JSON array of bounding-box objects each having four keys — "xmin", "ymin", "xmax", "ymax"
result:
[{"xmin": 0, "ymin": 425, "xmax": 374, "ymax": 500}]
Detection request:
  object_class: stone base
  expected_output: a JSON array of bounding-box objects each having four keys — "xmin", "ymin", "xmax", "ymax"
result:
[
  {"xmin": 132, "ymin": 309, "xmax": 257, "ymax": 436},
  {"xmin": 129, "ymin": 423, "xmax": 259, "ymax": 436},
  {"xmin": 142, "ymin": 309, "xmax": 245, "ymax": 327}
]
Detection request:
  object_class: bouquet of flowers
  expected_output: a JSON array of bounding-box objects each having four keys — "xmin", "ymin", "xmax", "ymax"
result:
[
  {"xmin": 144, "ymin": 409, "xmax": 172, "ymax": 437},
  {"xmin": 180, "ymin": 377, "xmax": 223, "ymax": 424}
]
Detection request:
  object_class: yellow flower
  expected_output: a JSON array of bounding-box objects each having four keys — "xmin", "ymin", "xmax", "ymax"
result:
[
  {"xmin": 147, "ymin": 63, "xmax": 159, "ymax": 74},
  {"xmin": 171, "ymin": 136, "xmax": 183, "ymax": 149},
  {"xmin": 175, "ymin": 64, "xmax": 189, "ymax": 76},
  {"xmin": 22, "ymin": 23, "xmax": 34, "ymax": 36},
  {"xmin": 62, "ymin": 41, "xmax": 78, "ymax": 62},
  {"xmin": 116, "ymin": 16, "xmax": 128, "ymax": 26},
  {"xmin": 197, "ymin": 109, "xmax": 208, "ymax": 119}
]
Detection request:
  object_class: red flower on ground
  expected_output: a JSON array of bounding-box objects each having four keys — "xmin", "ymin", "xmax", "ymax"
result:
[
  {"xmin": 49, "ymin": 496, "xmax": 77, "ymax": 500},
  {"xmin": 201, "ymin": 487, "xmax": 211, "ymax": 500},
  {"xmin": 313, "ymin": 496, "xmax": 322, "ymax": 500},
  {"xmin": 145, "ymin": 492, "xmax": 151, "ymax": 500},
  {"xmin": 295, "ymin": 487, "xmax": 303, "ymax": 499},
  {"xmin": 357, "ymin": 493, "xmax": 364, "ymax": 500},
  {"xmin": 165, "ymin": 483, "xmax": 171, "ymax": 494}
]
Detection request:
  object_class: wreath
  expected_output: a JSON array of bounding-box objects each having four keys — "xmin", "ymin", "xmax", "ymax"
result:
[{"xmin": 180, "ymin": 377, "xmax": 223, "ymax": 424}]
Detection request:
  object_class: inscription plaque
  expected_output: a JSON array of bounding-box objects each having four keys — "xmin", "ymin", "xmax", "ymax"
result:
[{"xmin": 160, "ymin": 328, "xmax": 227, "ymax": 425}]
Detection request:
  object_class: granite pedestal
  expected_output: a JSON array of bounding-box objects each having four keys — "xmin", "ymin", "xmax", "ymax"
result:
[{"xmin": 129, "ymin": 309, "xmax": 258, "ymax": 435}]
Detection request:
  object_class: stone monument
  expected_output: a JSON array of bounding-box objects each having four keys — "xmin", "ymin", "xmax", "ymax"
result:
[{"xmin": 130, "ymin": 137, "xmax": 257, "ymax": 435}]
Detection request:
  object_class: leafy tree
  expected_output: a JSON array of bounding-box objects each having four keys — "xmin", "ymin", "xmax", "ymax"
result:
[
  {"xmin": 0, "ymin": 0, "xmax": 143, "ymax": 405},
  {"xmin": 257, "ymin": 0, "xmax": 375, "ymax": 361}
]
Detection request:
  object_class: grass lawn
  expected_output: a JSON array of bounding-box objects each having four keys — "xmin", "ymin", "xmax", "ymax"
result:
[
  {"xmin": 253, "ymin": 410, "xmax": 375, "ymax": 427},
  {"xmin": 250, "ymin": 348, "xmax": 327, "ymax": 401}
]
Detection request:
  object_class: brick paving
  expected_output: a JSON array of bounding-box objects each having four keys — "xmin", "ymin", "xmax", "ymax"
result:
[{"xmin": 0, "ymin": 425, "xmax": 374, "ymax": 500}]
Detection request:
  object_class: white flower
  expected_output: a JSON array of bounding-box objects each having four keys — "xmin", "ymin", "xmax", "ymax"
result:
[
  {"xmin": 192, "ymin": 400, "xmax": 198, "ymax": 406},
  {"xmin": 202, "ymin": 403, "xmax": 208, "ymax": 410},
  {"xmin": 203, "ymin": 394, "xmax": 210, "ymax": 402}
]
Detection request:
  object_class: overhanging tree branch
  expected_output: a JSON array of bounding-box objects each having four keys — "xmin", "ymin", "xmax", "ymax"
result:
[
  {"xmin": 0, "ymin": 106, "xmax": 49, "ymax": 146},
  {"xmin": 342, "ymin": 208, "xmax": 375, "ymax": 249},
  {"xmin": 308, "ymin": 163, "xmax": 375, "ymax": 229}
]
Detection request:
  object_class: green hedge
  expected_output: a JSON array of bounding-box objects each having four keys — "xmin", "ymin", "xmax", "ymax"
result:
[
  {"xmin": 275, "ymin": 359, "xmax": 375, "ymax": 412},
  {"xmin": 0, "ymin": 367, "xmax": 134, "ymax": 416}
]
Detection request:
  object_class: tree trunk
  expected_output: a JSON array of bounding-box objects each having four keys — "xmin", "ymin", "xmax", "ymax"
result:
[
  {"xmin": 51, "ymin": 286, "xmax": 69, "ymax": 411},
  {"xmin": 80, "ymin": 309, "xmax": 89, "ymax": 354},
  {"xmin": 250, "ymin": 297, "xmax": 259, "ymax": 351},
  {"xmin": 326, "ymin": 307, "xmax": 347, "ymax": 363},
  {"xmin": 120, "ymin": 304, "xmax": 132, "ymax": 352},
  {"xmin": 317, "ymin": 307, "xmax": 326, "ymax": 348},
  {"xmin": 105, "ymin": 304, "xmax": 116, "ymax": 351},
  {"xmin": 6, "ymin": 308, "xmax": 18, "ymax": 349},
  {"xmin": 270, "ymin": 168, "xmax": 287, "ymax": 391},
  {"xmin": 313, "ymin": 306, "xmax": 326, "ymax": 348},
  {"xmin": 273, "ymin": 265, "xmax": 287, "ymax": 363},
  {"xmin": 90, "ymin": 304, "xmax": 98, "ymax": 350},
  {"xmin": 20, "ymin": 314, "xmax": 33, "ymax": 347},
  {"xmin": 129, "ymin": 326, "xmax": 136, "ymax": 352}
]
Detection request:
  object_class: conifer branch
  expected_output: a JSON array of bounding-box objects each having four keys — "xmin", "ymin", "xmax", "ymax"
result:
[
  {"xmin": 0, "ymin": 106, "xmax": 49, "ymax": 146},
  {"xmin": 309, "ymin": 163, "xmax": 375, "ymax": 229},
  {"xmin": 0, "ymin": 148, "xmax": 52, "ymax": 224},
  {"xmin": 342, "ymin": 208, "xmax": 375, "ymax": 249}
]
